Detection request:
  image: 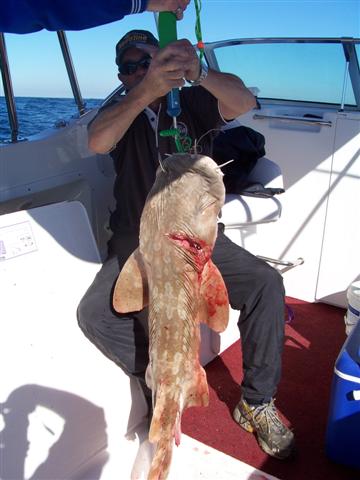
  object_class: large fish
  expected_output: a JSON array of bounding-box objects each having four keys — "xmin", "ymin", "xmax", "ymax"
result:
[{"xmin": 113, "ymin": 153, "xmax": 229, "ymax": 479}]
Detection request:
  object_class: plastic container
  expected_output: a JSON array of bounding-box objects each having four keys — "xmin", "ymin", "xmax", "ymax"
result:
[
  {"xmin": 344, "ymin": 281, "xmax": 360, "ymax": 335},
  {"xmin": 325, "ymin": 318, "xmax": 360, "ymax": 470}
]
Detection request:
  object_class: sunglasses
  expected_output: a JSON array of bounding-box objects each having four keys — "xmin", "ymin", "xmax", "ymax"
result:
[{"xmin": 119, "ymin": 56, "xmax": 152, "ymax": 75}]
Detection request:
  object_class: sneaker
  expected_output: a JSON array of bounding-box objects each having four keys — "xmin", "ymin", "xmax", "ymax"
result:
[{"xmin": 233, "ymin": 397, "xmax": 295, "ymax": 459}]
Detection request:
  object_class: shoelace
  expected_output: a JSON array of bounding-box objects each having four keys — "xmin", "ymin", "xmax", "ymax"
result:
[{"xmin": 250, "ymin": 400, "xmax": 285, "ymax": 434}]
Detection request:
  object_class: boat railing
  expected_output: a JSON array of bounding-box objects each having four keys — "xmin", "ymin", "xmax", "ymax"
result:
[
  {"xmin": 0, "ymin": 33, "xmax": 19, "ymax": 142},
  {"xmin": 57, "ymin": 31, "xmax": 86, "ymax": 117}
]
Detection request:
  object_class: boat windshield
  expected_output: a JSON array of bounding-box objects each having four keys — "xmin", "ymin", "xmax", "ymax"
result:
[{"xmin": 205, "ymin": 38, "xmax": 360, "ymax": 109}]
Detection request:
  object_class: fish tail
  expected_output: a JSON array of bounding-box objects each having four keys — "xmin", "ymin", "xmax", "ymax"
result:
[
  {"xmin": 147, "ymin": 437, "xmax": 173, "ymax": 480},
  {"xmin": 148, "ymin": 387, "xmax": 181, "ymax": 478},
  {"xmin": 148, "ymin": 388, "xmax": 180, "ymax": 443}
]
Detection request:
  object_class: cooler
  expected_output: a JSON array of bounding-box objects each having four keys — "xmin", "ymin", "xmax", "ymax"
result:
[{"xmin": 325, "ymin": 317, "xmax": 360, "ymax": 469}]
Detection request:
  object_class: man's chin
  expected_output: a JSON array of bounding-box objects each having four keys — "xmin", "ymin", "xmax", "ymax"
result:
[{"xmin": 126, "ymin": 79, "xmax": 142, "ymax": 91}]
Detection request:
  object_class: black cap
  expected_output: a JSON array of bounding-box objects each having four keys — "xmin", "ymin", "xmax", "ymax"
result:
[{"xmin": 115, "ymin": 30, "xmax": 159, "ymax": 66}]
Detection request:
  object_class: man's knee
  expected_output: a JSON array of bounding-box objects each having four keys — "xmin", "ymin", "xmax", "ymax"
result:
[
  {"xmin": 77, "ymin": 290, "xmax": 101, "ymax": 337},
  {"xmin": 240, "ymin": 261, "xmax": 285, "ymax": 314},
  {"xmin": 260, "ymin": 263, "xmax": 285, "ymax": 297}
]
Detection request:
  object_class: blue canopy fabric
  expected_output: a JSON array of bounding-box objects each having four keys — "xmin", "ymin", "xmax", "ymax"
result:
[{"xmin": 1, "ymin": 0, "xmax": 147, "ymax": 33}]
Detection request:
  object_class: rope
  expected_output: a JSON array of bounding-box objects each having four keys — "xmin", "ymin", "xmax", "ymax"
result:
[
  {"xmin": 194, "ymin": 0, "xmax": 204, "ymax": 61},
  {"xmin": 159, "ymin": 128, "xmax": 192, "ymax": 153}
]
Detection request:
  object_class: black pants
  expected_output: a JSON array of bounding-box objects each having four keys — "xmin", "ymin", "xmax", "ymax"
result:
[{"xmin": 77, "ymin": 225, "xmax": 285, "ymax": 404}]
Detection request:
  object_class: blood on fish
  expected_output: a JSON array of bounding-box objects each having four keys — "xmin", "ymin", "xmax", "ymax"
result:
[
  {"xmin": 204, "ymin": 288, "xmax": 228, "ymax": 316},
  {"xmin": 202, "ymin": 261, "xmax": 228, "ymax": 317},
  {"xmin": 167, "ymin": 233, "xmax": 212, "ymax": 271}
]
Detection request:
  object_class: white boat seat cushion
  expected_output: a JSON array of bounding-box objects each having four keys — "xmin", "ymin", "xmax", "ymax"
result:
[{"xmin": 220, "ymin": 157, "xmax": 284, "ymax": 228}]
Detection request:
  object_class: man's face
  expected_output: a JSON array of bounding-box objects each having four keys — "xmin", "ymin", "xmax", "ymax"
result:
[{"xmin": 118, "ymin": 46, "xmax": 157, "ymax": 91}]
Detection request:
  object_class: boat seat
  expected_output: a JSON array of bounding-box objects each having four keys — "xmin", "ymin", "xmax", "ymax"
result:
[
  {"xmin": 221, "ymin": 154, "xmax": 303, "ymax": 276},
  {"xmin": 221, "ymin": 156, "xmax": 284, "ymax": 228}
]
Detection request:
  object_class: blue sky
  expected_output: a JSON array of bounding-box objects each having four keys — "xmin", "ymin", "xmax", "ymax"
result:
[{"xmin": 1, "ymin": 0, "xmax": 359, "ymax": 98}]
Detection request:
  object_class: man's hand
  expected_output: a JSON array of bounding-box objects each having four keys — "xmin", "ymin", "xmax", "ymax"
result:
[
  {"xmin": 180, "ymin": 39, "xmax": 201, "ymax": 82},
  {"xmin": 140, "ymin": 39, "xmax": 199, "ymax": 99},
  {"xmin": 146, "ymin": 0, "xmax": 190, "ymax": 19}
]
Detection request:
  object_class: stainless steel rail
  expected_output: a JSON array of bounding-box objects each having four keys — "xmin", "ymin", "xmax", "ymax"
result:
[
  {"xmin": 57, "ymin": 31, "xmax": 86, "ymax": 116},
  {"xmin": 253, "ymin": 113, "xmax": 333, "ymax": 127},
  {"xmin": 343, "ymin": 42, "xmax": 360, "ymax": 107},
  {"xmin": 0, "ymin": 33, "xmax": 19, "ymax": 142},
  {"xmin": 257, "ymin": 255, "xmax": 304, "ymax": 274}
]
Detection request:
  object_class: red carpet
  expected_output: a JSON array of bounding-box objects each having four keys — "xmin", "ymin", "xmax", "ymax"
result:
[{"xmin": 182, "ymin": 297, "xmax": 360, "ymax": 480}]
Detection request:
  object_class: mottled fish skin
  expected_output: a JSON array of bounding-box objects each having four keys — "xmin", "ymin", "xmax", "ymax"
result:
[{"xmin": 113, "ymin": 154, "xmax": 229, "ymax": 480}]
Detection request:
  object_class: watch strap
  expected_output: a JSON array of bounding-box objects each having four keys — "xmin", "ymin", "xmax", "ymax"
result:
[{"xmin": 188, "ymin": 62, "xmax": 209, "ymax": 86}]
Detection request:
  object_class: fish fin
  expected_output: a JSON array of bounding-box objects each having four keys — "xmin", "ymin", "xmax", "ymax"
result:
[
  {"xmin": 186, "ymin": 365, "xmax": 209, "ymax": 408},
  {"xmin": 113, "ymin": 248, "xmax": 149, "ymax": 313},
  {"xmin": 199, "ymin": 259, "xmax": 229, "ymax": 332}
]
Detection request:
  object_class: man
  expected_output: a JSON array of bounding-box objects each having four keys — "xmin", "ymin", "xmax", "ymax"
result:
[{"xmin": 78, "ymin": 28, "xmax": 295, "ymax": 459}]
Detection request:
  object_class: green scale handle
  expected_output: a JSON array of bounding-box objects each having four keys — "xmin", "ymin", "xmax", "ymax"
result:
[
  {"xmin": 158, "ymin": 12, "xmax": 181, "ymax": 118},
  {"xmin": 158, "ymin": 12, "xmax": 192, "ymax": 153}
]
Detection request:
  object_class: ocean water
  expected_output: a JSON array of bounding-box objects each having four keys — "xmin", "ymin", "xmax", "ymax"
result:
[{"xmin": 0, "ymin": 96, "xmax": 102, "ymax": 143}]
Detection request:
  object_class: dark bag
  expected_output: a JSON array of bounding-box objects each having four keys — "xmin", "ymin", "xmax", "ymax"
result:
[{"xmin": 213, "ymin": 125, "xmax": 266, "ymax": 194}]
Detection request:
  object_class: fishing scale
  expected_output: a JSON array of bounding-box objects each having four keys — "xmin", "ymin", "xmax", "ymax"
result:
[{"xmin": 157, "ymin": 0, "xmax": 204, "ymax": 153}]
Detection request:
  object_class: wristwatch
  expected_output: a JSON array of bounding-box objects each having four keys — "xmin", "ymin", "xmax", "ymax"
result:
[{"xmin": 188, "ymin": 62, "xmax": 209, "ymax": 86}]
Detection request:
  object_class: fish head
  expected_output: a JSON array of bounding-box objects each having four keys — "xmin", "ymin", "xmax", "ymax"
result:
[{"xmin": 140, "ymin": 153, "xmax": 225, "ymax": 274}]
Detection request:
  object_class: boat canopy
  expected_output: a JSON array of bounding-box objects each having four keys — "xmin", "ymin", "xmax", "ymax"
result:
[{"xmin": 1, "ymin": 0, "xmax": 147, "ymax": 33}]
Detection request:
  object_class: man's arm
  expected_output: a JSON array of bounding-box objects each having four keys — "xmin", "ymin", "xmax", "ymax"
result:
[
  {"xmin": 1, "ymin": 0, "xmax": 189, "ymax": 34},
  {"xmin": 88, "ymin": 42, "xmax": 190, "ymax": 154},
  {"xmin": 88, "ymin": 85, "xmax": 153, "ymax": 154},
  {"xmin": 183, "ymin": 44, "xmax": 256, "ymax": 120},
  {"xmin": 200, "ymin": 70, "xmax": 256, "ymax": 120}
]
